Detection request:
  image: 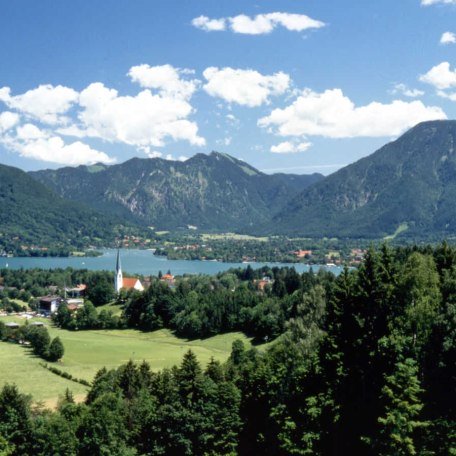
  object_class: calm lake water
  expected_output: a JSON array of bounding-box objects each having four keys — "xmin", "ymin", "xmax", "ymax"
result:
[{"xmin": 0, "ymin": 249, "xmax": 342, "ymax": 276}]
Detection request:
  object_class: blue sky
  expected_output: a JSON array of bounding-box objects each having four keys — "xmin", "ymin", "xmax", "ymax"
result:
[{"xmin": 1, "ymin": 0, "xmax": 456, "ymax": 175}]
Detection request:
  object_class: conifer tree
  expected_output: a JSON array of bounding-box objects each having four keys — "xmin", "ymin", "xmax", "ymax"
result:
[{"xmin": 377, "ymin": 358, "xmax": 427, "ymax": 456}]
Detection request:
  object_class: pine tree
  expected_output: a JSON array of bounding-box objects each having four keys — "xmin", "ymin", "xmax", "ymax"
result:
[
  {"xmin": 176, "ymin": 350, "xmax": 204, "ymax": 404},
  {"xmin": 377, "ymin": 358, "xmax": 427, "ymax": 456}
]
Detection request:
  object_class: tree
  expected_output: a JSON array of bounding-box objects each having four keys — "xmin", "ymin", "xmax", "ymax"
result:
[
  {"xmin": 75, "ymin": 301, "xmax": 99, "ymax": 329},
  {"xmin": 229, "ymin": 339, "xmax": 245, "ymax": 366},
  {"xmin": 176, "ymin": 350, "xmax": 204, "ymax": 404},
  {"xmin": 26, "ymin": 326, "xmax": 50, "ymax": 358},
  {"xmin": 376, "ymin": 358, "xmax": 427, "ymax": 456},
  {"xmin": 399, "ymin": 253, "xmax": 441, "ymax": 354},
  {"xmin": 53, "ymin": 304, "xmax": 72, "ymax": 328},
  {"xmin": 0, "ymin": 384, "xmax": 32, "ymax": 455},
  {"xmin": 87, "ymin": 276, "xmax": 115, "ymax": 306},
  {"xmin": 0, "ymin": 433, "xmax": 14, "ymax": 456},
  {"xmin": 47, "ymin": 337, "xmax": 64, "ymax": 362},
  {"xmin": 77, "ymin": 392, "xmax": 133, "ymax": 456}
]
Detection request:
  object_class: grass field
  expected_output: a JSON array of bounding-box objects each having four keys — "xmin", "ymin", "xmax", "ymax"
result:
[{"xmin": 0, "ymin": 315, "xmax": 254, "ymax": 406}]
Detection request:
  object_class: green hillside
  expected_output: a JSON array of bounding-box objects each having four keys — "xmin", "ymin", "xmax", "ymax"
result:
[
  {"xmin": 0, "ymin": 163, "xmax": 135, "ymax": 252},
  {"xmin": 271, "ymin": 120, "xmax": 456, "ymax": 239}
]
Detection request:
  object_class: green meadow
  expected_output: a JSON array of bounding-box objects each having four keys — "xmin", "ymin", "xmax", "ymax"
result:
[{"xmin": 0, "ymin": 315, "xmax": 254, "ymax": 406}]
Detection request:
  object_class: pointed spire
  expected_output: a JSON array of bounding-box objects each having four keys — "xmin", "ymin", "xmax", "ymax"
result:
[
  {"xmin": 115, "ymin": 248, "xmax": 123, "ymax": 293},
  {"xmin": 116, "ymin": 248, "xmax": 121, "ymax": 273}
]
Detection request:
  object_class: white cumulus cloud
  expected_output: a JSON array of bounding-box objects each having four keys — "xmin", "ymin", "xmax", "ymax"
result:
[
  {"xmin": 127, "ymin": 64, "xmax": 199, "ymax": 100},
  {"xmin": 75, "ymin": 82, "xmax": 205, "ymax": 147},
  {"xmin": 1, "ymin": 123, "xmax": 114, "ymax": 166},
  {"xmin": 0, "ymin": 84, "xmax": 78, "ymax": 125},
  {"xmin": 191, "ymin": 16, "xmax": 226, "ymax": 32},
  {"xmin": 258, "ymin": 88, "xmax": 446, "ymax": 139},
  {"xmin": 420, "ymin": 62, "xmax": 456, "ymax": 90},
  {"xmin": 192, "ymin": 12, "xmax": 325, "ymax": 35},
  {"xmin": 390, "ymin": 83, "xmax": 424, "ymax": 98},
  {"xmin": 436, "ymin": 90, "xmax": 456, "ymax": 101},
  {"xmin": 440, "ymin": 31, "xmax": 456, "ymax": 44},
  {"xmin": 203, "ymin": 67, "xmax": 290, "ymax": 107},
  {"xmin": 422, "ymin": 0, "xmax": 456, "ymax": 5},
  {"xmin": 0, "ymin": 111, "xmax": 20, "ymax": 132},
  {"xmin": 270, "ymin": 141, "xmax": 312, "ymax": 154}
]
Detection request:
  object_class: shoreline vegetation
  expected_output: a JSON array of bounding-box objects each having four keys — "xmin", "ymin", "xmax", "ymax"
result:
[{"xmin": 4, "ymin": 231, "xmax": 454, "ymax": 266}]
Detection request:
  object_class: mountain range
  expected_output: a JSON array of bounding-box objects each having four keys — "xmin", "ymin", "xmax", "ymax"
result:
[
  {"xmin": 2, "ymin": 120, "xmax": 456, "ymax": 246},
  {"xmin": 30, "ymin": 152, "xmax": 323, "ymax": 231}
]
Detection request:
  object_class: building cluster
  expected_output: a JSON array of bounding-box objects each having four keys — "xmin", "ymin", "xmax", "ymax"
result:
[{"xmin": 37, "ymin": 284, "xmax": 86, "ymax": 315}]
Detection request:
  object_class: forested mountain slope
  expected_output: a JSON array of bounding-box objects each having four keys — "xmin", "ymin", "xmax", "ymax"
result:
[
  {"xmin": 0, "ymin": 163, "xmax": 131, "ymax": 250},
  {"xmin": 272, "ymin": 120, "xmax": 456, "ymax": 239},
  {"xmin": 30, "ymin": 152, "xmax": 323, "ymax": 231}
]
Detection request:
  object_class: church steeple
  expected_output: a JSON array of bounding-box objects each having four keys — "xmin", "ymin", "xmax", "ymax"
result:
[{"xmin": 115, "ymin": 249, "xmax": 123, "ymax": 293}]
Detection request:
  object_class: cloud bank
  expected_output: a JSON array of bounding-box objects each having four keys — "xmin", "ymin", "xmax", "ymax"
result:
[
  {"xmin": 259, "ymin": 88, "xmax": 446, "ymax": 139},
  {"xmin": 0, "ymin": 65, "xmax": 205, "ymax": 165}
]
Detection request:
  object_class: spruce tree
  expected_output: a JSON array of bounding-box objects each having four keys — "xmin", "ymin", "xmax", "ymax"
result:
[{"xmin": 377, "ymin": 358, "xmax": 427, "ymax": 456}]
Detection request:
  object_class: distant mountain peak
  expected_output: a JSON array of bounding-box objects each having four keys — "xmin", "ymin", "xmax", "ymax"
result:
[
  {"xmin": 29, "ymin": 152, "xmax": 323, "ymax": 231},
  {"xmin": 272, "ymin": 119, "xmax": 456, "ymax": 239}
]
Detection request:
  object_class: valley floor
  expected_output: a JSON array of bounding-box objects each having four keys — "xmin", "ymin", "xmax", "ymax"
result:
[{"xmin": 0, "ymin": 316, "xmax": 254, "ymax": 406}]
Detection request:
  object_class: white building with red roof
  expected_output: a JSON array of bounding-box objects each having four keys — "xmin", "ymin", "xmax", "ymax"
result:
[{"xmin": 114, "ymin": 250, "xmax": 144, "ymax": 292}]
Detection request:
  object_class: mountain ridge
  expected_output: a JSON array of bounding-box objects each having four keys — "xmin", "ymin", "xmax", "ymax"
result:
[
  {"xmin": 29, "ymin": 151, "xmax": 324, "ymax": 231},
  {"xmin": 270, "ymin": 120, "xmax": 456, "ymax": 239},
  {"xmin": 0, "ymin": 163, "xmax": 136, "ymax": 251}
]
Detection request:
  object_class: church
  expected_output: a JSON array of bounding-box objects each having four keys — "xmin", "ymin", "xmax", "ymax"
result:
[{"xmin": 114, "ymin": 250, "xmax": 144, "ymax": 293}]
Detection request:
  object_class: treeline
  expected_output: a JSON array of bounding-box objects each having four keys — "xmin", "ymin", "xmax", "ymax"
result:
[
  {"xmin": 53, "ymin": 301, "xmax": 123, "ymax": 330},
  {"xmin": 155, "ymin": 235, "xmax": 366, "ymax": 264},
  {"xmin": 0, "ymin": 268, "xmax": 116, "ymax": 306},
  {"xmin": 52, "ymin": 266, "xmax": 335, "ymax": 341},
  {"xmin": 0, "ymin": 322, "xmax": 64, "ymax": 362},
  {"xmin": 0, "ymin": 243, "xmax": 455, "ymax": 455},
  {"xmin": 123, "ymin": 266, "xmax": 334, "ymax": 340}
]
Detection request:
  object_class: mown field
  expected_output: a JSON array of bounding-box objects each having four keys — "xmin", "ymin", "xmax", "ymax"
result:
[{"xmin": 0, "ymin": 315, "xmax": 254, "ymax": 406}]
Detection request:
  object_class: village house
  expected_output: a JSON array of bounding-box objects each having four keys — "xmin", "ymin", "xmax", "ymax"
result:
[
  {"xmin": 160, "ymin": 273, "xmax": 175, "ymax": 287},
  {"xmin": 65, "ymin": 284, "xmax": 87, "ymax": 298},
  {"xmin": 122, "ymin": 277, "xmax": 145, "ymax": 291},
  {"xmin": 38, "ymin": 296, "xmax": 63, "ymax": 314},
  {"xmin": 255, "ymin": 276, "xmax": 273, "ymax": 292},
  {"xmin": 294, "ymin": 249, "xmax": 313, "ymax": 259}
]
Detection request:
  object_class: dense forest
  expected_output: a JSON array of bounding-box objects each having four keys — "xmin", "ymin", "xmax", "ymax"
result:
[{"xmin": 0, "ymin": 244, "xmax": 455, "ymax": 454}]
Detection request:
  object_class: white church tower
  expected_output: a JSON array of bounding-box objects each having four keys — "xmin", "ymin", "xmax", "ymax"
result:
[{"xmin": 115, "ymin": 249, "xmax": 123, "ymax": 293}]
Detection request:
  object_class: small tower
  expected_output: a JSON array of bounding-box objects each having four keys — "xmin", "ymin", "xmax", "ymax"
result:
[{"xmin": 115, "ymin": 249, "xmax": 123, "ymax": 293}]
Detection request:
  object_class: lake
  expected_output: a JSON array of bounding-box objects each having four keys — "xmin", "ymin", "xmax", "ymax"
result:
[{"xmin": 0, "ymin": 249, "xmax": 342, "ymax": 276}]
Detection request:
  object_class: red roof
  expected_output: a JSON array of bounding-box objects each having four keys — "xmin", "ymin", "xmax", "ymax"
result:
[
  {"xmin": 161, "ymin": 274, "xmax": 174, "ymax": 280},
  {"xmin": 122, "ymin": 277, "xmax": 142, "ymax": 289}
]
